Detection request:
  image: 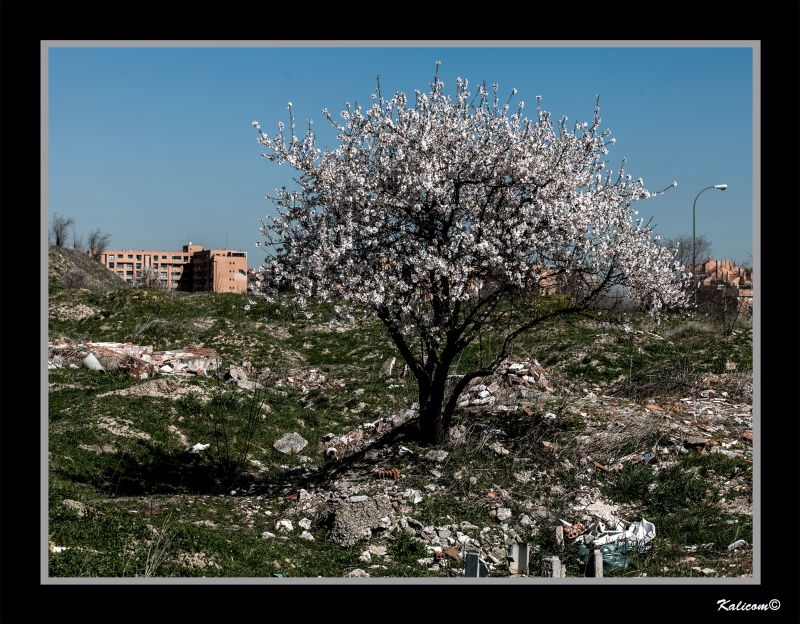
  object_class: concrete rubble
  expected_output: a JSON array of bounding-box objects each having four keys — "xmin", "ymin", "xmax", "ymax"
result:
[{"xmin": 48, "ymin": 339, "xmax": 222, "ymax": 379}]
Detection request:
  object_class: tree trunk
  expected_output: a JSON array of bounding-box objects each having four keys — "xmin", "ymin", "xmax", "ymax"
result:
[{"xmin": 418, "ymin": 370, "xmax": 450, "ymax": 444}]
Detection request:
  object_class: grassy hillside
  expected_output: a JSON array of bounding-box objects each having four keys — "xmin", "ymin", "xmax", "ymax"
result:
[
  {"xmin": 47, "ymin": 285, "xmax": 753, "ymax": 579},
  {"xmin": 49, "ymin": 244, "xmax": 127, "ymax": 292}
]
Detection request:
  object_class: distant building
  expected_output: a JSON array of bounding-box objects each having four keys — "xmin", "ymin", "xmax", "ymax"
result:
[
  {"xmin": 692, "ymin": 255, "xmax": 753, "ymax": 316},
  {"xmin": 95, "ymin": 243, "xmax": 248, "ymax": 293}
]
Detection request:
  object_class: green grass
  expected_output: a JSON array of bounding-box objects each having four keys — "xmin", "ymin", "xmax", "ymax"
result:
[{"xmin": 48, "ymin": 278, "xmax": 752, "ymax": 578}]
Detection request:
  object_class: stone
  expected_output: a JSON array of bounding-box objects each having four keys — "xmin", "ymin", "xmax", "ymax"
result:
[
  {"xmin": 684, "ymin": 436, "xmax": 708, "ymax": 448},
  {"xmin": 299, "ymin": 531, "xmax": 315, "ymax": 541},
  {"xmin": 325, "ymin": 495, "xmax": 394, "ymax": 547},
  {"xmin": 275, "ymin": 519, "xmax": 293, "ymax": 532},
  {"xmin": 423, "ymin": 450, "xmax": 449, "ymax": 462},
  {"xmin": 438, "ymin": 529, "xmax": 451, "ymax": 539},
  {"xmin": 448, "ymin": 425, "xmax": 467, "ymax": 444},
  {"xmin": 298, "ymin": 518, "xmax": 312, "ymax": 530},
  {"xmin": 359, "ymin": 550, "xmax": 372, "ymax": 563},
  {"xmin": 346, "ymin": 569, "xmax": 370, "ymax": 578},
  {"xmin": 489, "ymin": 442, "xmax": 509, "ymax": 456},
  {"xmin": 349, "ymin": 495, "xmax": 369, "ymax": 503},
  {"xmin": 62, "ymin": 499, "xmax": 95, "ymax": 517},
  {"xmin": 368, "ymin": 544, "xmax": 387, "ymax": 556},
  {"xmin": 494, "ymin": 507, "xmax": 512, "ymax": 522},
  {"xmin": 273, "ymin": 432, "xmax": 309, "ymax": 454},
  {"xmin": 260, "ymin": 531, "xmax": 276, "ymax": 540}
]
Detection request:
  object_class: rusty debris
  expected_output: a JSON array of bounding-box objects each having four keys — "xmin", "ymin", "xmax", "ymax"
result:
[
  {"xmin": 377, "ymin": 468, "xmax": 400, "ymax": 480},
  {"xmin": 487, "ymin": 489, "xmax": 502, "ymax": 499},
  {"xmin": 564, "ymin": 523, "xmax": 585, "ymax": 540},
  {"xmin": 444, "ymin": 547, "xmax": 461, "ymax": 560},
  {"xmin": 541, "ymin": 441, "xmax": 558, "ymax": 453}
]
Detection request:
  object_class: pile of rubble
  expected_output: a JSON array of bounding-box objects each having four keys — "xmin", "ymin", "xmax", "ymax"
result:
[{"xmin": 48, "ymin": 340, "xmax": 222, "ymax": 379}]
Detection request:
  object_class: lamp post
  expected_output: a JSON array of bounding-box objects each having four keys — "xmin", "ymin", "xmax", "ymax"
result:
[{"xmin": 692, "ymin": 184, "xmax": 727, "ymax": 311}]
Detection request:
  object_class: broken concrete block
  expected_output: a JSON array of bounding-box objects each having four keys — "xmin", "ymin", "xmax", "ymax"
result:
[
  {"xmin": 539, "ymin": 555, "xmax": 565, "ymax": 578},
  {"xmin": 325, "ymin": 495, "xmax": 393, "ymax": 547},
  {"xmin": 273, "ymin": 432, "xmax": 309, "ymax": 454}
]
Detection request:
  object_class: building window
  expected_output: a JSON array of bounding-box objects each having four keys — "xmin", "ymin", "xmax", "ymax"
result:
[
  {"xmin": 136, "ymin": 255, "xmax": 142, "ymax": 261},
  {"xmin": 108, "ymin": 262, "xmax": 115, "ymax": 268},
  {"xmin": 172, "ymin": 255, "xmax": 182, "ymax": 260},
  {"xmin": 136, "ymin": 263, "xmax": 142, "ymax": 269},
  {"xmin": 162, "ymin": 255, "xmax": 167, "ymax": 260},
  {"xmin": 161, "ymin": 272, "xmax": 167, "ymax": 278},
  {"xmin": 128, "ymin": 254, "xmax": 133, "ymax": 259},
  {"xmin": 109, "ymin": 255, "xmax": 115, "ymax": 261},
  {"xmin": 126, "ymin": 271, "xmax": 133, "ymax": 276},
  {"xmin": 153, "ymin": 263, "xmax": 158, "ymax": 269},
  {"xmin": 172, "ymin": 271, "xmax": 180, "ymax": 276},
  {"xmin": 184, "ymin": 256, "xmax": 189, "ymax": 261},
  {"xmin": 117, "ymin": 271, "xmax": 123, "ymax": 276}
]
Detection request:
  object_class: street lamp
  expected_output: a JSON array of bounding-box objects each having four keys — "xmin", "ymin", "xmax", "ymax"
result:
[{"xmin": 692, "ymin": 184, "xmax": 727, "ymax": 311}]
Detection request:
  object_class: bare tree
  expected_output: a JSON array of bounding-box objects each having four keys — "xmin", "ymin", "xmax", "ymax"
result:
[
  {"xmin": 72, "ymin": 228, "xmax": 86, "ymax": 253},
  {"xmin": 87, "ymin": 229, "xmax": 112, "ymax": 260},
  {"xmin": 663, "ymin": 234, "xmax": 712, "ymax": 273},
  {"xmin": 132, "ymin": 266, "xmax": 163, "ymax": 290},
  {"xmin": 50, "ymin": 213, "xmax": 75, "ymax": 247}
]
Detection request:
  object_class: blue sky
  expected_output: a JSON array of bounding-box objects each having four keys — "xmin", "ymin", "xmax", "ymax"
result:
[{"xmin": 46, "ymin": 44, "xmax": 755, "ymax": 268}]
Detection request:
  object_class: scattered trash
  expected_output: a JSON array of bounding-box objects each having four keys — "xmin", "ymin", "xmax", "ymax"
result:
[
  {"xmin": 728, "ymin": 539, "xmax": 747, "ymax": 551},
  {"xmin": 465, "ymin": 551, "xmax": 488, "ymax": 577},
  {"xmin": 444, "ymin": 547, "xmax": 461, "ymax": 560},
  {"xmin": 272, "ymin": 573, "xmax": 284, "ymax": 578},
  {"xmin": 184, "ymin": 443, "xmax": 210, "ymax": 454},
  {"xmin": 565, "ymin": 523, "xmax": 585, "ymax": 540},
  {"xmin": 377, "ymin": 468, "xmax": 400, "ymax": 480},
  {"xmin": 81, "ymin": 352, "xmax": 105, "ymax": 373},
  {"xmin": 508, "ymin": 543, "xmax": 530, "ymax": 575},
  {"xmin": 398, "ymin": 446, "xmax": 413, "ymax": 455}
]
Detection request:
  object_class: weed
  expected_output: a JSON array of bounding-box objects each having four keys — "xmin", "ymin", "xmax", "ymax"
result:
[{"xmin": 387, "ymin": 529, "xmax": 428, "ymax": 564}]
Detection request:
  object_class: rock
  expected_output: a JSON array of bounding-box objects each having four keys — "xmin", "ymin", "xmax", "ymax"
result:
[
  {"xmin": 273, "ymin": 432, "xmax": 309, "ymax": 454},
  {"xmin": 346, "ymin": 569, "xmax": 370, "ymax": 578},
  {"xmin": 275, "ymin": 519, "xmax": 294, "ymax": 532},
  {"xmin": 359, "ymin": 550, "xmax": 372, "ymax": 563},
  {"xmin": 260, "ymin": 531, "xmax": 276, "ymax": 540},
  {"xmin": 62, "ymin": 499, "xmax": 95, "ymax": 517},
  {"xmin": 423, "ymin": 450, "xmax": 449, "ymax": 462},
  {"xmin": 369, "ymin": 544, "xmax": 387, "ymax": 556},
  {"xmin": 299, "ymin": 531, "xmax": 315, "ymax": 541},
  {"xmin": 493, "ymin": 507, "xmax": 512, "ymax": 522},
  {"xmin": 684, "ymin": 436, "xmax": 708, "ymax": 448},
  {"xmin": 298, "ymin": 518, "xmax": 312, "ymax": 530},
  {"xmin": 514, "ymin": 471, "xmax": 532, "ymax": 483},
  {"xmin": 448, "ymin": 425, "xmax": 467, "ymax": 444},
  {"xmin": 489, "ymin": 442, "xmax": 509, "ymax": 456},
  {"xmin": 225, "ymin": 365, "xmax": 248, "ymax": 383},
  {"xmin": 349, "ymin": 495, "xmax": 369, "ymax": 503},
  {"xmin": 325, "ymin": 495, "xmax": 394, "ymax": 547},
  {"xmin": 438, "ymin": 529, "xmax": 451, "ymax": 539}
]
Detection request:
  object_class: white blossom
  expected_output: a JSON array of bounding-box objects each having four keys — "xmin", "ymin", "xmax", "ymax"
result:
[{"xmin": 252, "ymin": 64, "xmax": 687, "ymax": 442}]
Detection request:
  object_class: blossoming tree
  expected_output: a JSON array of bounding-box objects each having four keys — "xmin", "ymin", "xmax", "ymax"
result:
[{"xmin": 252, "ymin": 63, "xmax": 687, "ymax": 444}]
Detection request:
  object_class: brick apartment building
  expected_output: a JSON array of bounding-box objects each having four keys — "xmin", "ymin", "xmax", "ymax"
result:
[
  {"xmin": 96, "ymin": 244, "xmax": 248, "ymax": 293},
  {"xmin": 692, "ymin": 255, "xmax": 753, "ymax": 316}
]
